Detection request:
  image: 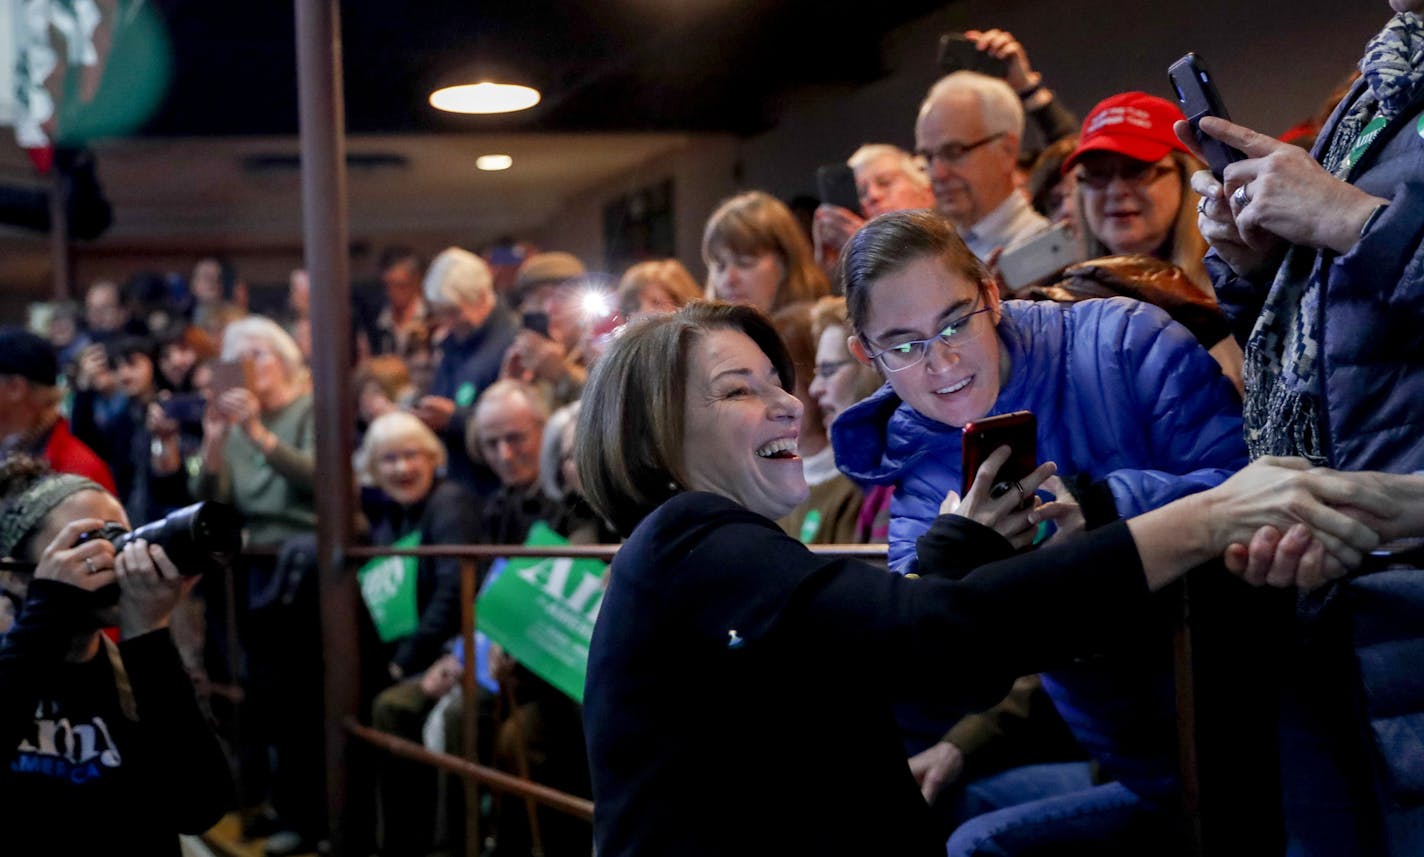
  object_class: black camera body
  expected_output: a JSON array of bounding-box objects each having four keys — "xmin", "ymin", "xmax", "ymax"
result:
[{"xmin": 78, "ymin": 501, "xmax": 243, "ymax": 579}]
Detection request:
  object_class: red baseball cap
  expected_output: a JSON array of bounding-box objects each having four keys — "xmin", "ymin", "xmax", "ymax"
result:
[{"xmin": 1063, "ymin": 92, "xmax": 1190, "ymax": 173}]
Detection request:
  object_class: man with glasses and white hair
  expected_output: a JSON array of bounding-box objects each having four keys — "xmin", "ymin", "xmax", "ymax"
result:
[
  {"xmin": 813, "ymin": 143, "xmax": 937, "ymax": 269},
  {"xmin": 916, "ymin": 71, "xmax": 1049, "ymax": 261}
]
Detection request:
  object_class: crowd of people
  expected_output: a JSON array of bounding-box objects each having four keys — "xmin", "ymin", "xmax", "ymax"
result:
[{"xmin": 2, "ymin": 6, "xmax": 1423, "ymax": 857}]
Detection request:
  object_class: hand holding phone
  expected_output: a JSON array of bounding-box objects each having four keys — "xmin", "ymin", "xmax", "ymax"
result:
[
  {"xmin": 816, "ymin": 164, "xmax": 862, "ymax": 216},
  {"xmin": 962, "ymin": 411, "xmax": 1038, "ymax": 498},
  {"xmin": 1169, "ymin": 53, "xmax": 1245, "ymax": 181},
  {"xmin": 207, "ymin": 358, "xmax": 254, "ymax": 400},
  {"xmin": 938, "ymin": 32, "xmax": 1009, "ymax": 78}
]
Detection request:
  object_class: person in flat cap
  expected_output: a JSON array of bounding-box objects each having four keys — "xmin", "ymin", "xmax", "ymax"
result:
[
  {"xmin": 0, "ymin": 326, "xmax": 116, "ymax": 493},
  {"xmin": 502, "ymin": 251, "xmax": 594, "ymax": 408}
]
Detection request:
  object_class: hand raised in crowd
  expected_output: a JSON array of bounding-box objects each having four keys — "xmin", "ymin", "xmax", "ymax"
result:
[
  {"xmin": 965, "ymin": 28, "xmax": 1039, "ymax": 94},
  {"xmin": 115, "ymin": 538, "xmax": 197, "ymax": 640},
  {"xmin": 75, "ymin": 343, "xmax": 116, "ymax": 394},
  {"xmin": 413, "ymin": 395, "xmax": 456, "ymax": 432},
  {"xmin": 1202, "ymin": 457, "xmax": 1393, "ymax": 589},
  {"xmin": 1176, "ymin": 117, "xmax": 1389, "ymax": 276},
  {"xmin": 944, "ymin": 446, "xmax": 1055, "ymax": 551},
  {"xmin": 146, "ymin": 400, "xmax": 179, "ymax": 440},
  {"xmin": 419, "ymin": 653, "xmax": 463, "ymax": 699},
  {"xmin": 32, "ymin": 517, "xmax": 118, "ymax": 593},
  {"xmin": 501, "ymin": 329, "xmax": 571, "ymax": 385},
  {"xmin": 215, "ymin": 387, "xmax": 261, "ymax": 432},
  {"xmin": 812, "ymin": 204, "xmax": 866, "ymax": 269},
  {"xmin": 908, "ymin": 740, "xmax": 965, "ymax": 804}
]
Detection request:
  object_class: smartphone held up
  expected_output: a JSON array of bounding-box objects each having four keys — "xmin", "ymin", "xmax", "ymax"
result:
[{"xmin": 1168, "ymin": 52, "xmax": 1245, "ymax": 181}]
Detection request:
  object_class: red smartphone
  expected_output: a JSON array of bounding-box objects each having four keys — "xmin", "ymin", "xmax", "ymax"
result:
[{"xmin": 962, "ymin": 411, "xmax": 1037, "ymax": 497}]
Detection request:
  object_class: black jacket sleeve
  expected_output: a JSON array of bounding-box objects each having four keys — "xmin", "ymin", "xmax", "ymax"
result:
[
  {"xmin": 392, "ymin": 484, "xmax": 482, "ymax": 675},
  {"xmin": 120, "ymin": 629, "xmax": 235, "ymax": 832},
  {"xmin": 0, "ymin": 581, "xmax": 98, "ymax": 761},
  {"xmin": 787, "ymin": 521, "xmax": 1147, "ymax": 710},
  {"xmin": 636, "ymin": 496, "xmax": 1148, "ymax": 715}
]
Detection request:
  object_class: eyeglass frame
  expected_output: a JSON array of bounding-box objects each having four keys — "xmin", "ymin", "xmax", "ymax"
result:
[
  {"xmin": 1074, "ymin": 159, "xmax": 1178, "ymax": 191},
  {"xmin": 914, "ymin": 132, "xmax": 1007, "ymax": 168},
  {"xmin": 859, "ymin": 301, "xmax": 996, "ymax": 373}
]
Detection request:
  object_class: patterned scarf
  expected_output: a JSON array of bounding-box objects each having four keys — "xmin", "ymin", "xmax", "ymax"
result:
[{"xmin": 1242, "ymin": 12, "xmax": 1424, "ymax": 464}]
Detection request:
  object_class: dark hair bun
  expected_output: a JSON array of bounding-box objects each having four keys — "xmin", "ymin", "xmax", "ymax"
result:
[{"xmin": 0, "ymin": 456, "xmax": 54, "ymax": 506}]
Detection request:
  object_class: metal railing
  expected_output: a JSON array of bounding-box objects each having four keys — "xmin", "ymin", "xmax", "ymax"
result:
[{"xmin": 332, "ymin": 541, "xmax": 885, "ymax": 857}]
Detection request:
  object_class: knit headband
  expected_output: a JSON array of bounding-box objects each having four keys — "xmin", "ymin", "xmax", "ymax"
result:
[{"xmin": 0, "ymin": 474, "xmax": 105, "ymax": 559}]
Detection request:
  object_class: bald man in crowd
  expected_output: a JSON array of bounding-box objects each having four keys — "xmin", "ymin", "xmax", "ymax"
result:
[{"xmin": 915, "ymin": 71, "xmax": 1049, "ymax": 261}]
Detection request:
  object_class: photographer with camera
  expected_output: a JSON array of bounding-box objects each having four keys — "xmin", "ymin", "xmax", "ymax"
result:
[{"xmin": 0, "ymin": 456, "xmax": 233, "ymax": 855}]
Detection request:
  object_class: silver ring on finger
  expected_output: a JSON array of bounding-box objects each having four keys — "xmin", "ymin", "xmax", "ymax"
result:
[
  {"xmin": 1012, "ymin": 480, "xmax": 1026, "ymax": 507},
  {"xmin": 85, "ymin": 557, "xmax": 96, "ymax": 574},
  {"xmin": 1232, "ymin": 185, "xmax": 1251, "ymax": 207}
]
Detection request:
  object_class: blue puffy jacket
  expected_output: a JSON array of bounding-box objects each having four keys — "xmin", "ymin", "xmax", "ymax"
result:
[
  {"xmin": 834, "ymin": 297, "xmax": 1248, "ymax": 573},
  {"xmin": 833, "ymin": 297, "xmax": 1249, "ymax": 770}
]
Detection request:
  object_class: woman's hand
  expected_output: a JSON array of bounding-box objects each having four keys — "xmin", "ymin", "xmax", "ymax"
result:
[
  {"xmin": 947, "ymin": 446, "xmax": 1056, "ymax": 551},
  {"xmin": 1204, "ymin": 457, "xmax": 1392, "ymax": 589},
  {"xmin": 32, "ymin": 518, "xmax": 118, "ymax": 592},
  {"xmin": 1031, "ymin": 475, "xmax": 1086, "ymax": 541},
  {"xmin": 965, "ymin": 29, "xmax": 1039, "ymax": 95},
  {"xmin": 216, "ymin": 388, "xmax": 261, "ymax": 433},
  {"xmin": 1173, "ymin": 119, "xmax": 1284, "ymax": 277},
  {"xmin": 1178, "ymin": 117, "xmax": 1388, "ymax": 268},
  {"xmin": 115, "ymin": 538, "xmax": 197, "ymax": 639}
]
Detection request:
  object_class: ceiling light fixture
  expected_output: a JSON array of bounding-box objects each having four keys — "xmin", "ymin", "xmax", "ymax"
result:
[
  {"xmin": 476, "ymin": 154, "xmax": 513, "ymax": 171},
  {"xmin": 430, "ymin": 82, "xmax": 541, "ymax": 115}
]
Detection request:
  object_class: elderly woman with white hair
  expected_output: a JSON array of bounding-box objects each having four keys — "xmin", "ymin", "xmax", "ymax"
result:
[
  {"xmin": 189, "ymin": 314, "xmax": 323, "ymax": 850},
  {"xmin": 413, "ymin": 246, "xmax": 519, "ymax": 495},
  {"xmin": 193, "ymin": 315, "xmax": 315, "ymax": 546},
  {"xmin": 357, "ymin": 411, "xmax": 480, "ymax": 681}
]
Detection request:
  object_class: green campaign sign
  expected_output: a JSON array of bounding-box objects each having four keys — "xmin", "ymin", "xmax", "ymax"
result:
[
  {"xmin": 358, "ymin": 531, "xmax": 422, "ymax": 642},
  {"xmin": 477, "ymin": 522, "xmax": 606, "ymax": 703}
]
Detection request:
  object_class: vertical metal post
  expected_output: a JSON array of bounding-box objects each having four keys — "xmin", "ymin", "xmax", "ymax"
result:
[
  {"xmin": 460, "ymin": 558, "xmax": 482, "ymax": 857},
  {"xmin": 294, "ymin": 1, "xmax": 358, "ymax": 853},
  {"xmin": 48, "ymin": 169, "xmax": 70, "ymax": 300}
]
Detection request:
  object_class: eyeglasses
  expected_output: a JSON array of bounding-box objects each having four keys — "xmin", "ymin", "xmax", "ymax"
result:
[
  {"xmin": 1076, "ymin": 161, "xmax": 1176, "ymax": 190},
  {"xmin": 915, "ymin": 133, "xmax": 1005, "ymax": 167},
  {"xmin": 814, "ymin": 359, "xmax": 852, "ymax": 379},
  {"xmin": 861, "ymin": 304, "xmax": 994, "ymax": 373}
]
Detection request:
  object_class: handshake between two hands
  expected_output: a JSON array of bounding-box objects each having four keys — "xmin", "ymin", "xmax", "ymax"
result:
[
  {"xmin": 945, "ymin": 452, "xmax": 1422, "ymax": 592},
  {"xmin": 1207, "ymin": 456, "xmax": 1419, "ymax": 590}
]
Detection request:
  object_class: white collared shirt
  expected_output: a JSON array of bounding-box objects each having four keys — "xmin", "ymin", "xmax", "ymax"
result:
[{"xmin": 959, "ymin": 192, "xmax": 1049, "ymax": 261}]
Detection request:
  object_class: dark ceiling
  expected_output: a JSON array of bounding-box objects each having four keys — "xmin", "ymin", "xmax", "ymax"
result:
[{"xmin": 137, "ymin": 0, "xmax": 951, "ymax": 138}]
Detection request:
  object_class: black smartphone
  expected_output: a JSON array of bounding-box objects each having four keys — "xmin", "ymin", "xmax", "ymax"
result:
[
  {"xmin": 1168, "ymin": 52, "xmax": 1245, "ymax": 181},
  {"xmin": 937, "ymin": 32, "xmax": 1008, "ymax": 78},
  {"xmin": 997, "ymin": 223, "xmax": 1088, "ymax": 290},
  {"xmin": 816, "ymin": 164, "xmax": 862, "ymax": 216},
  {"xmin": 521, "ymin": 310, "xmax": 550, "ymax": 338},
  {"xmin": 162, "ymin": 393, "xmax": 207, "ymax": 427},
  {"xmin": 962, "ymin": 411, "xmax": 1037, "ymax": 498}
]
